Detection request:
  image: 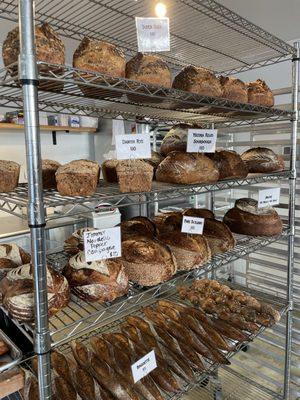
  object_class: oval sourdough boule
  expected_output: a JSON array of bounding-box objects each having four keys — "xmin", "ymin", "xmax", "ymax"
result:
[
  {"xmin": 63, "ymin": 251, "xmax": 129, "ymax": 302},
  {"xmin": 223, "ymin": 198, "xmax": 283, "ymax": 236},
  {"xmin": 160, "ymin": 124, "xmax": 203, "ymax": 156},
  {"xmin": 219, "ymin": 76, "xmax": 248, "ymax": 103},
  {"xmin": 120, "ymin": 217, "xmax": 157, "ymax": 241},
  {"xmin": 247, "ymin": 79, "xmax": 274, "ymax": 107},
  {"xmin": 0, "ymin": 160, "xmax": 20, "ymax": 193},
  {"xmin": 121, "ymin": 238, "xmax": 177, "ymax": 286},
  {"xmin": 202, "ymin": 218, "xmax": 235, "ymax": 255},
  {"xmin": 209, "ymin": 150, "xmax": 248, "ymax": 180},
  {"xmin": 156, "ymin": 151, "xmax": 219, "ymax": 184},
  {"xmin": 183, "ymin": 208, "xmax": 215, "ymax": 220},
  {"xmin": 241, "ymin": 147, "xmax": 284, "ymax": 173}
]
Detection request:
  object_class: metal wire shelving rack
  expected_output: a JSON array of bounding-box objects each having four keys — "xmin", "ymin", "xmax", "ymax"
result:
[{"xmin": 0, "ymin": 0, "xmax": 298, "ymax": 399}]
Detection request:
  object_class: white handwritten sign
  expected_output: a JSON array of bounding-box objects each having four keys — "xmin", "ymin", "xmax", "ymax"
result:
[
  {"xmin": 181, "ymin": 216, "xmax": 204, "ymax": 235},
  {"xmin": 136, "ymin": 17, "xmax": 170, "ymax": 52},
  {"xmin": 84, "ymin": 227, "xmax": 121, "ymax": 262},
  {"xmin": 187, "ymin": 129, "xmax": 218, "ymax": 153},
  {"xmin": 115, "ymin": 133, "xmax": 151, "ymax": 160},
  {"xmin": 258, "ymin": 188, "xmax": 281, "ymax": 208},
  {"xmin": 131, "ymin": 350, "xmax": 157, "ymax": 383}
]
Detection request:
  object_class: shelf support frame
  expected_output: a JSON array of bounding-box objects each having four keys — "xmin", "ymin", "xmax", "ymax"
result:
[
  {"xmin": 284, "ymin": 41, "xmax": 299, "ymax": 399},
  {"xmin": 19, "ymin": 0, "xmax": 52, "ymax": 398}
]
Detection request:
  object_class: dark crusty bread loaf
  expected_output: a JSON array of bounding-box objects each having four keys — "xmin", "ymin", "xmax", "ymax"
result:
[
  {"xmin": 172, "ymin": 66, "xmax": 222, "ymax": 97},
  {"xmin": 223, "ymin": 198, "xmax": 283, "ymax": 236},
  {"xmin": 247, "ymin": 79, "xmax": 274, "ymax": 107},
  {"xmin": 241, "ymin": 147, "xmax": 284, "ymax": 173},
  {"xmin": 116, "ymin": 160, "xmax": 153, "ymax": 193},
  {"xmin": 122, "ymin": 238, "xmax": 177, "ymax": 286},
  {"xmin": 156, "ymin": 151, "xmax": 219, "ymax": 184},
  {"xmin": 0, "ymin": 160, "xmax": 20, "ymax": 193},
  {"xmin": 220, "ymin": 76, "xmax": 247, "ymax": 103},
  {"xmin": 160, "ymin": 124, "xmax": 201, "ymax": 156},
  {"xmin": 102, "ymin": 160, "xmax": 119, "ymax": 183},
  {"xmin": 3, "ymin": 23, "xmax": 65, "ymax": 91},
  {"xmin": 0, "ymin": 263, "xmax": 70, "ymax": 322},
  {"xmin": 42, "ymin": 160, "xmax": 61, "ymax": 190},
  {"xmin": 56, "ymin": 159, "xmax": 100, "ymax": 196},
  {"xmin": 183, "ymin": 208, "xmax": 215, "ymax": 220},
  {"xmin": 126, "ymin": 53, "xmax": 171, "ymax": 88},
  {"xmin": 73, "ymin": 38, "xmax": 126, "ymax": 98},
  {"xmin": 120, "ymin": 217, "xmax": 156, "ymax": 241},
  {"xmin": 158, "ymin": 231, "xmax": 211, "ymax": 271},
  {"xmin": 201, "ymin": 218, "xmax": 235, "ymax": 255},
  {"xmin": 209, "ymin": 150, "xmax": 248, "ymax": 180},
  {"xmin": 63, "ymin": 251, "xmax": 129, "ymax": 302}
]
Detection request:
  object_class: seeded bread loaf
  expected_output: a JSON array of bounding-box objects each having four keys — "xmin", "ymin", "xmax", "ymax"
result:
[
  {"xmin": 42, "ymin": 160, "xmax": 61, "ymax": 189},
  {"xmin": 247, "ymin": 79, "xmax": 274, "ymax": 107},
  {"xmin": 0, "ymin": 160, "xmax": 20, "ymax": 193},
  {"xmin": 56, "ymin": 159, "xmax": 100, "ymax": 196},
  {"xmin": 220, "ymin": 76, "xmax": 247, "ymax": 103},
  {"xmin": 3, "ymin": 23, "xmax": 65, "ymax": 91},
  {"xmin": 116, "ymin": 160, "xmax": 153, "ymax": 193},
  {"xmin": 241, "ymin": 147, "xmax": 284, "ymax": 173}
]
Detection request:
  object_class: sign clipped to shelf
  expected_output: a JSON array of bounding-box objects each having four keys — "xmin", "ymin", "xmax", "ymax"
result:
[
  {"xmin": 187, "ymin": 129, "xmax": 218, "ymax": 153},
  {"xmin": 115, "ymin": 133, "xmax": 151, "ymax": 160},
  {"xmin": 258, "ymin": 187, "xmax": 281, "ymax": 208},
  {"xmin": 131, "ymin": 350, "xmax": 157, "ymax": 383},
  {"xmin": 181, "ymin": 216, "xmax": 204, "ymax": 235},
  {"xmin": 84, "ymin": 227, "xmax": 121, "ymax": 262},
  {"xmin": 136, "ymin": 17, "xmax": 170, "ymax": 52}
]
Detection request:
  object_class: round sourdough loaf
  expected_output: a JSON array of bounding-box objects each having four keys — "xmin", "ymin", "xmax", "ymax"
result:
[
  {"xmin": 158, "ymin": 231, "xmax": 211, "ymax": 271},
  {"xmin": 56, "ymin": 159, "xmax": 100, "ymax": 196},
  {"xmin": 0, "ymin": 264, "xmax": 70, "ymax": 322},
  {"xmin": 0, "ymin": 244, "xmax": 30, "ymax": 270},
  {"xmin": 241, "ymin": 147, "xmax": 285, "ymax": 173},
  {"xmin": 247, "ymin": 79, "xmax": 274, "ymax": 107},
  {"xmin": 219, "ymin": 76, "xmax": 247, "ymax": 103},
  {"xmin": 156, "ymin": 151, "xmax": 219, "ymax": 184},
  {"xmin": 172, "ymin": 65, "xmax": 222, "ymax": 97},
  {"xmin": 120, "ymin": 217, "xmax": 157, "ymax": 241},
  {"xmin": 183, "ymin": 208, "xmax": 215, "ymax": 219},
  {"xmin": 64, "ymin": 227, "xmax": 97, "ymax": 255},
  {"xmin": 73, "ymin": 38, "xmax": 126, "ymax": 98},
  {"xmin": 201, "ymin": 218, "xmax": 235, "ymax": 255},
  {"xmin": 160, "ymin": 124, "xmax": 203, "ymax": 156},
  {"xmin": 122, "ymin": 238, "xmax": 177, "ymax": 286},
  {"xmin": 3, "ymin": 23, "xmax": 65, "ymax": 91},
  {"xmin": 63, "ymin": 252, "xmax": 129, "ymax": 302},
  {"xmin": 209, "ymin": 150, "xmax": 248, "ymax": 180},
  {"xmin": 0, "ymin": 160, "xmax": 20, "ymax": 193},
  {"xmin": 42, "ymin": 160, "xmax": 61, "ymax": 190},
  {"xmin": 223, "ymin": 198, "xmax": 283, "ymax": 236}
]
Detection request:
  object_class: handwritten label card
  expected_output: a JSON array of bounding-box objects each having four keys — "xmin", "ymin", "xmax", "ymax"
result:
[
  {"xmin": 136, "ymin": 17, "xmax": 170, "ymax": 52},
  {"xmin": 84, "ymin": 227, "xmax": 121, "ymax": 262},
  {"xmin": 115, "ymin": 133, "xmax": 151, "ymax": 160},
  {"xmin": 131, "ymin": 350, "xmax": 157, "ymax": 383},
  {"xmin": 181, "ymin": 216, "xmax": 204, "ymax": 235},
  {"xmin": 187, "ymin": 129, "xmax": 218, "ymax": 153},
  {"xmin": 258, "ymin": 188, "xmax": 281, "ymax": 208}
]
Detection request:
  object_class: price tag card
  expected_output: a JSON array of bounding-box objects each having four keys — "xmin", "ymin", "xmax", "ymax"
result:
[
  {"xmin": 181, "ymin": 216, "xmax": 204, "ymax": 235},
  {"xmin": 84, "ymin": 227, "xmax": 121, "ymax": 262},
  {"xmin": 115, "ymin": 133, "xmax": 151, "ymax": 160},
  {"xmin": 258, "ymin": 188, "xmax": 281, "ymax": 208},
  {"xmin": 136, "ymin": 17, "xmax": 170, "ymax": 52},
  {"xmin": 131, "ymin": 350, "xmax": 157, "ymax": 383},
  {"xmin": 187, "ymin": 129, "xmax": 218, "ymax": 153}
]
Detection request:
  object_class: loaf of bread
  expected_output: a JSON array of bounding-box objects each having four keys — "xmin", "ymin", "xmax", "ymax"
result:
[
  {"xmin": 220, "ymin": 76, "xmax": 248, "ymax": 103},
  {"xmin": 158, "ymin": 231, "xmax": 211, "ymax": 271},
  {"xmin": 116, "ymin": 160, "xmax": 153, "ymax": 193},
  {"xmin": 0, "ymin": 244, "xmax": 31, "ymax": 270},
  {"xmin": 63, "ymin": 251, "xmax": 129, "ymax": 302},
  {"xmin": 183, "ymin": 208, "xmax": 215, "ymax": 219},
  {"xmin": 172, "ymin": 66, "xmax": 222, "ymax": 97},
  {"xmin": 0, "ymin": 160, "xmax": 20, "ymax": 193},
  {"xmin": 241, "ymin": 147, "xmax": 285, "ymax": 173},
  {"xmin": 64, "ymin": 227, "xmax": 97, "ymax": 254},
  {"xmin": 156, "ymin": 152, "xmax": 219, "ymax": 184},
  {"xmin": 122, "ymin": 238, "xmax": 177, "ymax": 286},
  {"xmin": 3, "ymin": 23, "xmax": 65, "ymax": 91},
  {"xmin": 42, "ymin": 160, "xmax": 61, "ymax": 190},
  {"xmin": 144, "ymin": 151, "xmax": 164, "ymax": 178},
  {"xmin": 247, "ymin": 79, "xmax": 274, "ymax": 107},
  {"xmin": 73, "ymin": 38, "xmax": 126, "ymax": 98},
  {"xmin": 209, "ymin": 150, "xmax": 248, "ymax": 180},
  {"xmin": 0, "ymin": 264, "xmax": 70, "ymax": 322},
  {"xmin": 223, "ymin": 198, "xmax": 283, "ymax": 236},
  {"xmin": 160, "ymin": 124, "xmax": 191, "ymax": 156},
  {"xmin": 56, "ymin": 160, "xmax": 100, "ymax": 196},
  {"xmin": 102, "ymin": 160, "xmax": 119, "ymax": 183},
  {"xmin": 120, "ymin": 217, "xmax": 156, "ymax": 241},
  {"xmin": 202, "ymin": 218, "xmax": 235, "ymax": 255}
]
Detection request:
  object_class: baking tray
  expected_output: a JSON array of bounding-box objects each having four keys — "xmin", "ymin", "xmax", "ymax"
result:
[{"xmin": 0, "ymin": 329, "xmax": 22, "ymax": 373}]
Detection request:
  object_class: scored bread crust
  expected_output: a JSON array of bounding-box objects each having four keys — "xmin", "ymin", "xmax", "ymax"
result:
[
  {"xmin": 0, "ymin": 244, "xmax": 31, "ymax": 270},
  {"xmin": 120, "ymin": 217, "xmax": 157, "ymax": 241},
  {"xmin": 241, "ymin": 147, "xmax": 285, "ymax": 173},
  {"xmin": 219, "ymin": 76, "xmax": 248, "ymax": 103},
  {"xmin": 209, "ymin": 150, "xmax": 248, "ymax": 180},
  {"xmin": 202, "ymin": 219, "xmax": 235, "ymax": 255},
  {"xmin": 247, "ymin": 79, "xmax": 274, "ymax": 107}
]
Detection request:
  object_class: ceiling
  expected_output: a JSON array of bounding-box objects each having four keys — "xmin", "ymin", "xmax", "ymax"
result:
[{"xmin": 218, "ymin": 0, "xmax": 300, "ymax": 42}]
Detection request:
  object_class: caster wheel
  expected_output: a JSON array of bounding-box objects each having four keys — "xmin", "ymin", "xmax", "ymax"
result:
[
  {"xmin": 199, "ymin": 377, "xmax": 210, "ymax": 388},
  {"xmin": 241, "ymin": 344, "xmax": 249, "ymax": 352}
]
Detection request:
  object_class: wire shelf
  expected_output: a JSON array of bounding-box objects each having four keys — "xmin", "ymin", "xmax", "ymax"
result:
[
  {"xmin": 0, "ymin": 0, "xmax": 295, "ymax": 75},
  {"xmin": 1, "ymin": 228, "xmax": 288, "ymax": 348},
  {"xmin": 0, "ymin": 171, "xmax": 291, "ymax": 221},
  {"xmin": 0, "ymin": 62, "xmax": 292, "ymax": 126}
]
